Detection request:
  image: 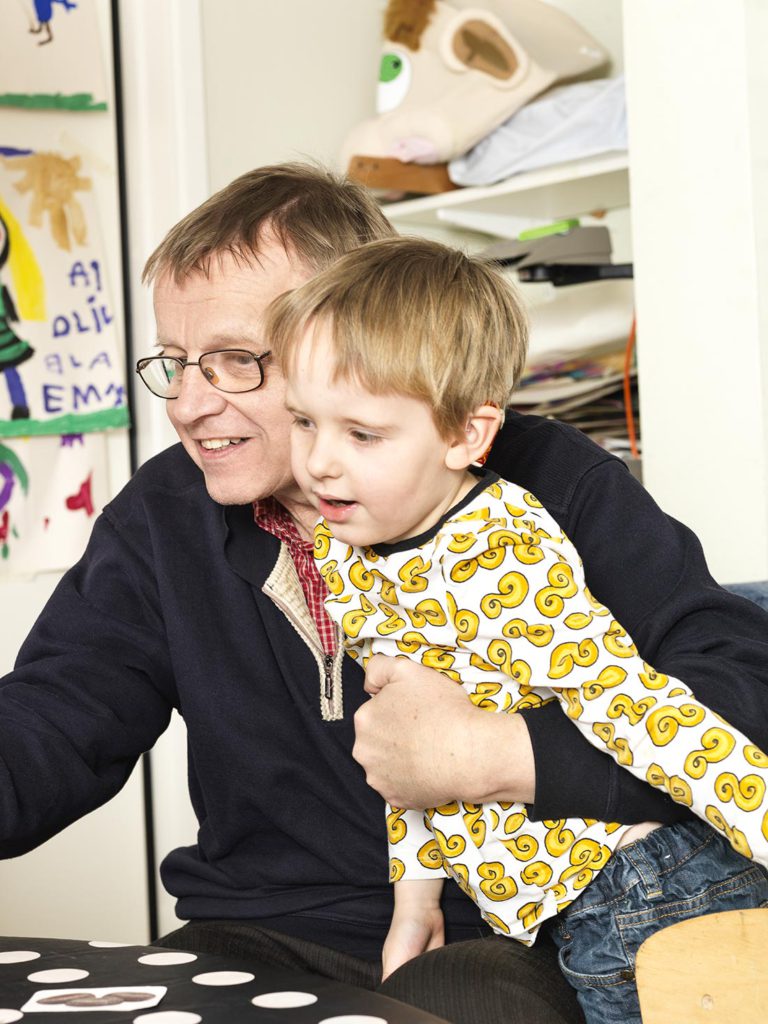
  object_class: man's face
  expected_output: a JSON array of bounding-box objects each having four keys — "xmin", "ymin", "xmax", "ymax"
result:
[{"xmin": 153, "ymin": 242, "xmax": 312, "ymax": 507}]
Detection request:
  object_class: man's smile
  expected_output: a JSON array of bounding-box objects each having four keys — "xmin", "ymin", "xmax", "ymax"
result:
[{"xmin": 199, "ymin": 438, "xmax": 246, "ymax": 450}]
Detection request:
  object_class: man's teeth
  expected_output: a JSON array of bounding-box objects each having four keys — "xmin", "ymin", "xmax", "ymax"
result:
[{"xmin": 200, "ymin": 438, "xmax": 244, "ymax": 450}]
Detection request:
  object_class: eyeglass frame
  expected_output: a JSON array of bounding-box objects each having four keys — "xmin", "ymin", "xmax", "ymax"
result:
[{"xmin": 135, "ymin": 348, "xmax": 272, "ymax": 399}]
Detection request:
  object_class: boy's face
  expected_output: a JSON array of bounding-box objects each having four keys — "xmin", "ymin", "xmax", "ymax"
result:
[{"xmin": 285, "ymin": 322, "xmax": 468, "ymax": 547}]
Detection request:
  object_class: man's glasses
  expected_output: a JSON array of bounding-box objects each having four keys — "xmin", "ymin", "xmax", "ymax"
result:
[{"xmin": 135, "ymin": 349, "xmax": 271, "ymax": 399}]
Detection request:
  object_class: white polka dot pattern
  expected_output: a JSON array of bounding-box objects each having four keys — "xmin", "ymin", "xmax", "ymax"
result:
[
  {"xmin": 0, "ymin": 950, "xmax": 40, "ymax": 964},
  {"xmin": 251, "ymin": 990, "xmax": 318, "ymax": 1008},
  {"xmin": 132, "ymin": 1013, "xmax": 202, "ymax": 1024},
  {"xmin": 27, "ymin": 967, "xmax": 89, "ymax": 983},
  {"xmin": 138, "ymin": 952, "xmax": 198, "ymax": 966},
  {"xmin": 191, "ymin": 970, "xmax": 254, "ymax": 986},
  {"xmin": 317, "ymin": 1017, "xmax": 388, "ymax": 1024}
]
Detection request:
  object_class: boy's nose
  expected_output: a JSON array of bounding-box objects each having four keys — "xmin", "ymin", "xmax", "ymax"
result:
[{"xmin": 306, "ymin": 434, "xmax": 340, "ymax": 480}]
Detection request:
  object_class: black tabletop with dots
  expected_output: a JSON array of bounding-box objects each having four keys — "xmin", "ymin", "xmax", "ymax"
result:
[{"xmin": 0, "ymin": 937, "xmax": 451, "ymax": 1024}]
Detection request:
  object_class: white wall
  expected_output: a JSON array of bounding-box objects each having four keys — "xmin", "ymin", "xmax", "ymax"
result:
[{"xmin": 624, "ymin": 0, "xmax": 768, "ymax": 583}]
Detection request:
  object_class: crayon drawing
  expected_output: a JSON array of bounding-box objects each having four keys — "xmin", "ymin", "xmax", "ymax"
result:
[
  {"xmin": 0, "ymin": 0, "xmax": 107, "ymax": 110},
  {"xmin": 0, "ymin": 144, "xmax": 129, "ymax": 438},
  {"xmin": 0, "ymin": 432, "xmax": 109, "ymax": 576}
]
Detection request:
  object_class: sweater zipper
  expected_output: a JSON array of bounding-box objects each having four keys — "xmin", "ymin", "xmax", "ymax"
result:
[
  {"xmin": 263, "ymin": 582, "xmax": 339, "ymax": 711},
  {"xmin": 323, "ymin": 653, "xmax": 334, "ymax": 700}
]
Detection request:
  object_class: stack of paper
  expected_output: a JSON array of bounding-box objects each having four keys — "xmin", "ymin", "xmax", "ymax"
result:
[{"xmin": 511, "ymin": 343, "xmax": 639, "ymax": 459}]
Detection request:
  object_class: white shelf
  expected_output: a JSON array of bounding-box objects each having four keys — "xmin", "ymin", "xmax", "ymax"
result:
[{"xmin": 381, "ymin": 151, "xmax": 630, "ymax": 230}]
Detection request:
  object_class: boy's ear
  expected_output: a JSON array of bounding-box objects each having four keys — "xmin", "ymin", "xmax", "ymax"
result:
[{"xmin": 445, "ymin": 404, "xmax": 504, "ymax": 470}]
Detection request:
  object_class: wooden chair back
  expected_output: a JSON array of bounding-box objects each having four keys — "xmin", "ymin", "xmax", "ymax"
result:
[{"xmin": 635, "ymin": 908, "xmax": 768, "ymax": 1022}]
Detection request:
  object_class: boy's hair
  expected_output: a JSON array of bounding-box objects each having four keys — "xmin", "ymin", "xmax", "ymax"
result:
[
  {"xmin": 142, "ymin": 163, "xmax": 395, "ymax": 284},
  {"xmin": 267, "ymin": 236, "xmax": 529, "ymax": 437}
]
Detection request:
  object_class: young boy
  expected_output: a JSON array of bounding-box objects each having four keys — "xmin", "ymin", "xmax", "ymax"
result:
[{"xmin": 266, "ymin": 236, "xmax": 768, "ymax": 1024}]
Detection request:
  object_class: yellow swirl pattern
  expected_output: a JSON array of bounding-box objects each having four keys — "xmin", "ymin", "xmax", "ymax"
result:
[
  {"xmin": 348, "ymin": 558, "xmax": 375, "ymax": 592},
  {"xmin": 603, "ymin": 620, "xmax": 638, "ymax": 658},
  {"xmin": 548, "ymin": 639, "xmax": 599, "ymax": 680},
  {"xmin": 521, "ymin": 861, "xmax": 553, "ymax": 887},
  {"xmin": 398, "ymin": 556, "xmax": 431, "ymax": 593},
  {"xmin": 715, "ymin": 772, "xmax": 766, "ymax": 812},
  {"xmin": 478, "ymin": 862, "xmax": 518, "ymax": 901},
  {"xmin": 463, "ymin": 805, "xmax": 486, "ymax": 847},
  {"xmin": 480, "ymin": 572, "xmax": 529, "ymax": 618},
  {"xmin": 446, "ymin": 592, "xmax": 479, "ymax": 642},
  {"xmin": 685, "ymin": 728, "xmax": 736, "ymax": 779},
  {"xmin": 416, "ymin": 839, "xmax": 443, "ymax": 870},
  {"xmin": 389, "ymin": 858, "xmax": 405, "ymax": 882},
  {"xmin": 501, "ymin": 619, "xmax": 554, "ymax": 647},
  {"xmin": 319, "ymin": 559, "xmax": 344, "ymax": 597},
  {"xmin": 341, "ymin": 594, "xmax": 376, "ymax": 639},
  {"xmin": 646, "ymin": 704, "xmax": 706, "ymax": 746},
  {"xmin": 745, "ymin": 745, "xmax": 768, "ymax": 769},
  {"xmin": 387, "ymin": 807, "xmax": 407, "ymax": 844}
]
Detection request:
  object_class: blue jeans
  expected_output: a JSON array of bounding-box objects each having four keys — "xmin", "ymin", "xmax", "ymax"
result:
[{"xmin": 549, "ymin": 819, "xmax": 768, "ymax": 1024}]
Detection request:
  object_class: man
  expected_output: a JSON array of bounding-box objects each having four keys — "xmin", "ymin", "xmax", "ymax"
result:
[{"xmin": 3, "ymin": 164, "xmax": 768, "ymax": 1024}]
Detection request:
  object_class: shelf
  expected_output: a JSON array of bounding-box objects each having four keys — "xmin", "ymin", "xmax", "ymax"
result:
[{"xmin": 381, "ymin": 151, "xmax": 630, "ymax": 231}]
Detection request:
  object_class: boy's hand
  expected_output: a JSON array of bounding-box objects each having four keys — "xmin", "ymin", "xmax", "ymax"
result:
[{"xmin": 382, "ymin": 880, "xmax": 445, "ymax": 981}]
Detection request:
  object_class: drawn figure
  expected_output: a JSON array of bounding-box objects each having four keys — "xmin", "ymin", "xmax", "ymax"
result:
[
  {"xmin": 29, "ymin": 0, "xmax": 78, "ymax": 47},
  {"xmin": 4, "ymin": 151, "xmax": 91, "ymax": 251},
  {"xmin": 0, "ymin": 442, "xmax": 29, "ymax": 559},
  {"xmin": 0, "ymin": 213, "xmax": 34, "ymax": 420},
  {"xmin": 65, "ymin": 472, "xmax": 94, "ymax": 516}
]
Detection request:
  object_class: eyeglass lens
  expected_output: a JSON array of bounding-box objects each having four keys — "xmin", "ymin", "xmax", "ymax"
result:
[{"xmin": 137, "ymin": 350, "xmax": 265, "ymax": 397}]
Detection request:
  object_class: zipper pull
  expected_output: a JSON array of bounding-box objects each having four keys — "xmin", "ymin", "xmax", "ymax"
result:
[{"xmin": 323, "ymin": 653, "xmax": 334, "ymax": 700}]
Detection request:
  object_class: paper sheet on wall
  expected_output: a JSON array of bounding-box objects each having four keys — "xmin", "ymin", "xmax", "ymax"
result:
[
  {"xmin": 0, "ymin": 0, "xmax": 107, "ymax": 111},
  {"xmin": 0, "ymin": 431, "xmax": 109, "ymax": 577},
  {"xmin": 0, "ymin": 142, "xmax": 129, "ymax": 437}
]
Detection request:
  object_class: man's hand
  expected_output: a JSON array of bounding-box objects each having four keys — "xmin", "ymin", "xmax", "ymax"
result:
[
  {"xmin": 382, "ymin": 879, "xmax": 445, "ymax": 981},
  {"xmin": 353, "ymin": 654, "xmax": 536, "ymax": 808}
]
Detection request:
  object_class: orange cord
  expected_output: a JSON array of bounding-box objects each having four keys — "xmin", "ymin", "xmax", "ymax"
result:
[{"xmin": 623, "ymin": 314, "xmax": 639, "ymax": 459}]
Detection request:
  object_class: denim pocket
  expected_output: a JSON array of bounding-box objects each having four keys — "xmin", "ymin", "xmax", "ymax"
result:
[{"xmin": 616, "ymin": 863, "xmax": 768, "ymax": 965}]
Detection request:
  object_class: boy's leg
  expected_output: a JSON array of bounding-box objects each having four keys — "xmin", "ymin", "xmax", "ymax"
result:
[
  {"xmin": 549, "ymin": 819, "xmax": 768, "ymax": 1024},
  {"xmin": 379, "ymin": 932, "xmax": 585, "ymax": 1024}
]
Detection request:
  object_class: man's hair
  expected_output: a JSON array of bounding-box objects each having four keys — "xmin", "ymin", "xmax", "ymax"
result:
[
  {"xmin": 267, "ymin": 236, "xmax": 529, "ymax": 437},
  {"xmin": 142, "ymin": 163, "xmax": 395, "ymax": 284}
]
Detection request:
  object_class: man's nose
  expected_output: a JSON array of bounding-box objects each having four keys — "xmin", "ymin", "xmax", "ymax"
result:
[{"xmin": 171, "ymin": 364, "xmax": 228, "ymax": 421}]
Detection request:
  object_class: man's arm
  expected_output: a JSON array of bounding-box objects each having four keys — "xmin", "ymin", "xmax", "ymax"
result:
[{"xmin": 0, "ymin": 511, "xmax": 176, "ymax": 857}]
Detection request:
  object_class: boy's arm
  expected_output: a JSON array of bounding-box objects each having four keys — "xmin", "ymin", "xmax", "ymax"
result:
[
  {"xmin": 383, "ymin": 877, "xmax": 445, "ymax": 980},
  {"xmin": 490, "ymin": 422, "xmax": 768, "ymax": 816},
  {"xmin": 387, "ymin": 803, "xmax": 445, "ymax": 883},
  {"xmin": 438, "ymin": 504, "xmax": 768, "ymax": 865}
]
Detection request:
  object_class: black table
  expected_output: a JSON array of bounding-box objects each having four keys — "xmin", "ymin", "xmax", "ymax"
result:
[{"xmin": 0, "ymin": 936, "xmax": 450, "ymax": 1023}]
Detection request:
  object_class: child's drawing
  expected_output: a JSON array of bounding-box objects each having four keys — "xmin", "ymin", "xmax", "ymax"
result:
[
  {"xmin": 0, "ymin": 0, "xmax": 107, "ymax": 110},
  {"xmin": 0, "ymin": 145, "xmax": 128, "ymax": 438}
]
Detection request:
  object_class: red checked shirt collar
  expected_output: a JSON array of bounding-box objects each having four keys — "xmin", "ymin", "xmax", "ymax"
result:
[{"xmin": 253, "ymin": 497, "xmax": 337, "ymax": 656}]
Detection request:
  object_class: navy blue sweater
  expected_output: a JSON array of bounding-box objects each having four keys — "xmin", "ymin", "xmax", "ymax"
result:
[{"xmin": 3, "ymin": 411, "xmax": 768, "ymax": 954}]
